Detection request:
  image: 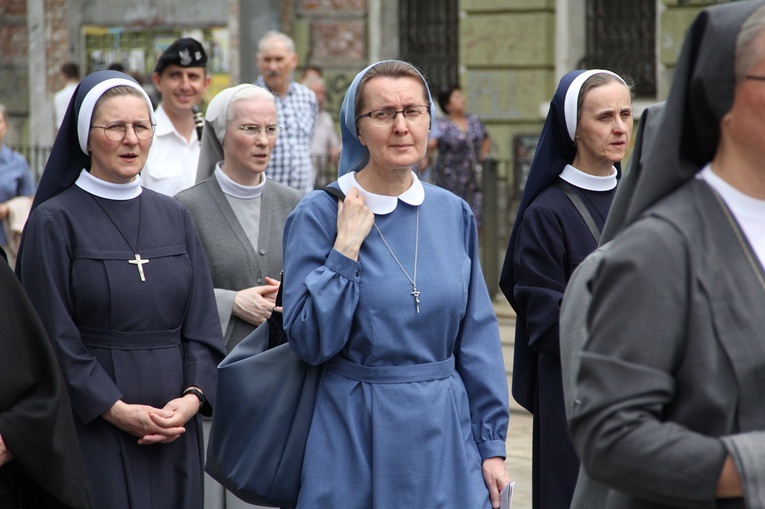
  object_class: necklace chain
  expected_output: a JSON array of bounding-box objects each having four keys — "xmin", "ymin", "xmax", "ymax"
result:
[
  {"xmin": 89, "ymin": 194, "xmax": 149, "ymax": 282},
  {"xmin": 373, "ymin": 207, "xmax": 420, "ymax": 313}
]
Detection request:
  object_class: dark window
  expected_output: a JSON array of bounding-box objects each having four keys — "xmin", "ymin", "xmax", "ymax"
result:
[
  {"xmin": 581, "ymin": 0, "xmax": 656, "ymax": 97},
  {"xmin": 399, "ymin": 0, "xmax": 459, "ymax": 91}
]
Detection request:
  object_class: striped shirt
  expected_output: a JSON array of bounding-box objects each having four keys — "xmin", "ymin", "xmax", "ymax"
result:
[{"xmin": 255, "ymin": 77, "xmax": 318, "ymax": 193}]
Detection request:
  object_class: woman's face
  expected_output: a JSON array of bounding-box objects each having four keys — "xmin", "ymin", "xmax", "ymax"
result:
[
  {"xmin": 357, "ymin": 76, "xmax": 430, "ymax": 173},
  {"xmin": 447, "ymin": 89, "xmax": 466, "ymax": 114},
  {"xmin": 88, "ymin": 95, "xmax": 153, "ymax": 184},
  {"xmin": 222, "ymin": 96, "xmax": 278, "ymax": 183},
  {"xmin": 574, "ymin": 81, "xmax": 633, "ymax": 167}
]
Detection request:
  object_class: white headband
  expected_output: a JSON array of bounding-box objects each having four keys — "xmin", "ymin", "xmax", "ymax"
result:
[
  {"xmin": 563, "ymin": 69, "xmax": 626, "ymax": 142},
  {"xmin": 77, "ymin": 78, "xmax": 155, "ymax": 154}
]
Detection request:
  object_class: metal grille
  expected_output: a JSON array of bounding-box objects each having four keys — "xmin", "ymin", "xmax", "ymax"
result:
[
  {"xmin": 399, "ymin": 0, "xmax": 459, "ymax": 91},
  {"xmin": 581, "ymin": 0, "xmax": 656, "ymax": 97}
]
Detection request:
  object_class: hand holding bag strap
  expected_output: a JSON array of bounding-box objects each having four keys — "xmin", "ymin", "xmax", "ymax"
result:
[{"xmin": 267, "ymin": 271, "xmax": 286, "ymax": 350}]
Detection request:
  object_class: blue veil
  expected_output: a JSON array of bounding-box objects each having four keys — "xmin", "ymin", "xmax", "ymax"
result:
[{"xmin": 337, "ymin": 60, "xmax": 437, "ymax": 177}]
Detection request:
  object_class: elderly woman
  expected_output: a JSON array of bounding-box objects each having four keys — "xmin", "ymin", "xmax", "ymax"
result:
[
  {"xmin": 15, "ymin": 70, "xmax": 226, "ymax": 509},
  {"xmin": 281, "ymin": 60, "xmax": 510, "ymax": 508},
  {"xmin": 175, "ymin": 84, "xmax": 302, "ymax": 509},
  {"xmin": 499, "ymin": 69, "xmax": 633, "ymax": 509},
  {"xmin": 0, "ymin": 103, "xmax": 35, "ymax": 266},
  {"xmin": 569, "ymin": 2, "xmax": 765, "ymax": 507},
  {"xmin": 176, "ymin": 84, "xmax": 302, "ymax": 353}
]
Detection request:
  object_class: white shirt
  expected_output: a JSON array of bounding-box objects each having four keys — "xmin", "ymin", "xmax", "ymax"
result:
[
  {"xmin": 699, "ymin": 164, "xmax": 765, "ymax": 267},
  {"xmin": 54, "ymin": 83, "xmax": 78, "ymax": 129},
  {"xmin": 142, "ymin": 104, "xmax": 200, "ymax": 196}
]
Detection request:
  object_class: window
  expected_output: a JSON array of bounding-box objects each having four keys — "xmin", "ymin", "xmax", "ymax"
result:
[
  {"xmin": 399, "ymin": 0, "xmax": 459, "ymax": 90},
  {"xmin": 580, "ymin": 0, "xmax": 656, "ymax": 97}
]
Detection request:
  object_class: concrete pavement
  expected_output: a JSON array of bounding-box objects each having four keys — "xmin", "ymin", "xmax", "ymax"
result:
[{"xmin": 494, "ymin": 295, "xmax": 534, "ymax": 509}]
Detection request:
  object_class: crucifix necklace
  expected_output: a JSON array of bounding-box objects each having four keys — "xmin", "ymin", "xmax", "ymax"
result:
[
  {"xmin": 373, "ymin": 207, "xmax": 420, "ymax": 313},
  {"xmin": 90, "ymin": 194, "xmax": 149, "ymax": 282}
]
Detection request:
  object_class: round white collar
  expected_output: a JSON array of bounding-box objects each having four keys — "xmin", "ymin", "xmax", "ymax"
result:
[
  {"xmin": 559, "ymin": 164, "xmax": 617, "ymax": 192},
  {"xmin": 337, "ymin": 171, "xmax": 424, "ymax": 215},
  {"xmin": 214, "ymin": 164, "xmax": 265, "ymax": 199},
  {"xmin": 75, "ymin": 169, "xmax": 142, "ymax": 200}
]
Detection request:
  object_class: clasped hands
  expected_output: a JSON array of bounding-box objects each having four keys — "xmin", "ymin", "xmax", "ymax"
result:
[{"xmin": 102, "ymin": 392, "xmax": 202, "ymax": 445}]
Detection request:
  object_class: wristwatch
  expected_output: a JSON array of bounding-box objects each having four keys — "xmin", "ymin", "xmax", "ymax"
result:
[{"xmin": 183, "ymin": 387, "xmax": 206, "ymax": 407}]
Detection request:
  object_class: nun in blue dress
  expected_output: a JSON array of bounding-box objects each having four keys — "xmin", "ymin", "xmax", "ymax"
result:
[
  {"xmin": 281, "ymin": 60, "xmax": 511, "ymax": 508},
  {"xmin": 15, "ymin": 71, "xmax": 226, "ymax": 509},
  {"xmin": 498, "ymin": 70, "xmax": 633, "ymax": 509}
]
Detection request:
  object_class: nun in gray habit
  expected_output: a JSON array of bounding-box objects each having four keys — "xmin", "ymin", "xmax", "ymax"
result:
[{"xmin": 567, "ymin": 1, "xmax": 765, "ymax": 507}]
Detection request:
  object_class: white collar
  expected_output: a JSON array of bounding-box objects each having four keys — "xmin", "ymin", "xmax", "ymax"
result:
[
  {"xmin": 337, "ymin": 171, "xmax": 424, "ymax": 215},
  {"xmin": 75, "ymin": 169, "xmax": 142, "ymax": 200},
  {"xmin": 215, "ymin": 164, "xmax": 265, "ymax": 199},
  {"xmin": 559, "ymin": 164, "xmax": 618, "ymax": 191},
  {"xmin": 698, "ymin": 164, "xmax": 765, "ymax": 219}
]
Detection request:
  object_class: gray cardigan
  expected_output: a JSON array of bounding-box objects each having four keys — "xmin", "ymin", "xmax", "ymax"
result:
[{"xmin": 176, "ymin": 176, "xmax": 302, "ymax": 351}]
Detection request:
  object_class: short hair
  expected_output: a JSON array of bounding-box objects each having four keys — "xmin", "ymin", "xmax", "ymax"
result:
[
  {"xmin": 437, "ymin": 84, "xmax": 461, "ymax": 113},
  {"xmin": 577, "ymin": 72, "xmax": 633, "ymax": 125},
  {"xmin": 226, "ymin": 86, "xmax": 277, "ymax": 127},
  {"xmin": 108, "ymin": 63, "xmax": 125, "ymax": 72},
  {"xmin": 257, "ymin": 31, "xmax": 295, "ymax": 55},
  {"xmin": 735, "ymin": 4, "xmax": 765, "ymax": 82},
  {"xmin": 61, "ymin": 62, "xmax": 80, "ymax": 80},
  {"xmin": 354, "ymin": 61, "xmax": 430, "ymax": 117}
]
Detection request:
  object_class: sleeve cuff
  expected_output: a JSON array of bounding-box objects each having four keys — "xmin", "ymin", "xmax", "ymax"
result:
[
  {"xmin": 722, "ymin": 432, "xmax": 765, "ymax": 507},
  {"xmin": 326, "ymin": 248, "xmax": 362, "ymax": 282},
  {"xmin": 477, "ymin": 438, "xmax": 507, "ymax": 461}
]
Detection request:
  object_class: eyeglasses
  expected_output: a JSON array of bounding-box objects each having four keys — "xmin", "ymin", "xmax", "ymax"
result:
[
  {"xmin": 91, "ymin": 122, "xmax": 156, "ymax": 142},
  {"xmin": 356, "ymin": 105, "xmax": 430, "ymax": 127},
  {"xmin": 237, "ymin": 125, "xmax": 283, "ymax": 138}
]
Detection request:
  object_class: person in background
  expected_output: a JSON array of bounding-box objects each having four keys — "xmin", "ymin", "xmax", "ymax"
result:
[
  {"xmin": 0, "ymin": 103, "xmax": 35, "ymax": 268},
  {"xmin": 569, "ymin": 2, "xmax": 765, "ymax": 507},
  {"xmin": 0, "ymin": 249, "xmax": 92, "ymax": 509},
  {"xmin": 255, "ymin": 31, "xmax": 318, "ymax": 194},
  {"xmin": 282, "ymin": 59, "xmax": 510, "ymax": 508},
  {"xmin": 54, "ymin": 62, "xmax": 81, "ymax": 130},
  {"xmin": 430, "ymin": 84, "xmax": 490, "ymax": 229},
  {"xmin": 143, "ymin": 38, "xmax": 211, "ymax": 196},
  {"xmin": 16, "ymin": 70, "xmax": 226, "ymax": 509},
  {"xmin": 176, "ymin": 83, "xmax": 302, "ymax": 509},
  {"xmin": 301, "ymin": 74, "xmax": 341, "ymax": 188},
  {"xmin": 499, "ymin": 69, "xmax": 633, "ymax": 509}
]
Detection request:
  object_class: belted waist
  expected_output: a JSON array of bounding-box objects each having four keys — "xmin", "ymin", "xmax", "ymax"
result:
[
  {"xmin": 327, "ymin": 356, "xmax": 455, "ymax": 384},
  {"xmin": 79, "ymin": 326, "xmax": 181, "ymax": 350}
]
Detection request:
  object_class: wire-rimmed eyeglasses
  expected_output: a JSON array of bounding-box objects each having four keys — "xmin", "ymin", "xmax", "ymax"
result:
[
  {"xmin": 356, "ymin": 105, "xmax": 431, "ymax": 127},
  {"xmin": 236, "ymin": 125, "xmax": 283, "ymax": 138},
  {"xmin": 90, "ymin": 121, "xmax": 156, "ymax": 142}
]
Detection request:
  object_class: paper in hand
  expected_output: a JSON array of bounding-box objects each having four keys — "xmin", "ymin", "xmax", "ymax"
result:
[{"xmin": 500, "ymin": 480, "xmax": 515, "ymax": 509}]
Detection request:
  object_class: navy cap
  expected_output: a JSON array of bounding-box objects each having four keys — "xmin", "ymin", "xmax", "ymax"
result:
[{"xmin": 154, "ymin": 38, "xmax": 208, "ymax": 73}]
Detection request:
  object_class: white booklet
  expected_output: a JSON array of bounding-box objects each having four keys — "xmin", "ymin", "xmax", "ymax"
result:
[{"xmin": 500, "ymin": 481, "xmax": 515, "ymax": 509}]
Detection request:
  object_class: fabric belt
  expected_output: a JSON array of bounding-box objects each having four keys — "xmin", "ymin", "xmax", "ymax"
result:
[
  {"xmin": 79, "ymin": 326, "xmax": 181, "ymax": 350},
  {"xmin": 327, "ymin": 356, "xmax": 455, "ymax": 384}
]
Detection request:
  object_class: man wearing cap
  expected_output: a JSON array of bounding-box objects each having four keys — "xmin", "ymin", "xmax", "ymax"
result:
[
  {"xmin": 143, "ymin": 37, "xmax": 211, "ymax": 196},
  {"xmin": 255, "ymin": 31, "xmax": 318, "ymax": 194}
]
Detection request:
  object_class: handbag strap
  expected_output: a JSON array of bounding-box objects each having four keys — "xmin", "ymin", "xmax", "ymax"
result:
[
  {"xmin": 552, "ymin": 179, "xmax": 602, "ymax": 244},
  {"xmin": 323, "ymin": 185, "xmax": 346, "ymax": 202}
]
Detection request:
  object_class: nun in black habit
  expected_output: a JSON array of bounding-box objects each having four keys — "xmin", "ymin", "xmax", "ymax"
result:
[
  {"xmin": 499, "ymin": 69, "xmax": 633, "ymax": 509},
  {"xmin": 15, "ymin": 70, "xmax": 226, "ymax": 509},
  {"xmin": 568, "ymin": 1, "xmax": 765, "ymax": 507},
  {"xmin": 0, "ymin": 250, "xmax": 91, "ymax": 509}
]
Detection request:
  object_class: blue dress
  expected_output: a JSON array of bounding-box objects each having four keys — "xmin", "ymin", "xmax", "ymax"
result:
[{"xmin": 282, "ymin": 181, "xmax": 509, "ymax": 508}]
